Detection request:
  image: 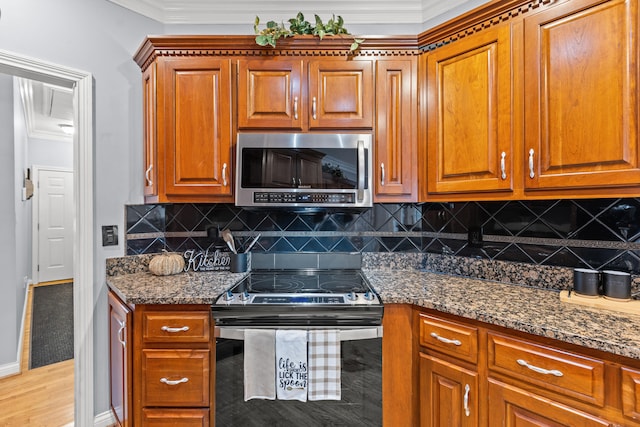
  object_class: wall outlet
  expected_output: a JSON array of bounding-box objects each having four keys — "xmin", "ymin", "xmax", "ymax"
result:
[{"xmin": 468, "ymin": 227, "xmax": 483, "ymax": 248}]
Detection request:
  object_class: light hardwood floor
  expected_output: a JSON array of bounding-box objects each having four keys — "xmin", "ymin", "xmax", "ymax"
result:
[{"xmin": 0, "ymin": 282, "xmax": 74, "ymax": 427}]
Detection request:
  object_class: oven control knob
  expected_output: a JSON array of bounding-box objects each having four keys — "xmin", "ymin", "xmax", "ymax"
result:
[
  {"xmin": 240, "ymin": 291, "xmax": 250, "ymax": 301},
  {"xmin": 223, "ymin": 290, "xmax": 235, "ymax": 301},
  {"xmin": 364, "ymin": 291, "xmax": 375, "ymax": 301},
  {"xmin": 346, "ymin": 291, "xmax": 357, "ymax": 302}
]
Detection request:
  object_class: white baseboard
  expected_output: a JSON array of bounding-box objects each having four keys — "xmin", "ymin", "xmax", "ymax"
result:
[
  {"xmin": 0, "ymin": 285, "xmax": 30, "ymax": 379},
  {"xmin": 94, "ymin": 410, "xmax": 116, "ymax": 427},
  {"xmin": 0, "ymin": 360, "xmax": 20, "ymax": 378}
]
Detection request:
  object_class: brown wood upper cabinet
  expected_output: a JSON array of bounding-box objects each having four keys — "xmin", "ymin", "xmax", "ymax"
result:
[
  {"xmin": 144, "ymin": 56, "xmax": 233, "ymax": 203},
  {"xmin": 237, "ymin": 58, "xmax": 374, "ymax": 130},
  {"xmin": 523, "ymin": 0, "xmax": 640, "ymax": 193},
  {"xmin": 425, "ymin": 23, "xmax": 514, "ymax": 199},
  {"xmin": 375, "ymin": 58, "xmax": 418, "ymax": 202}
]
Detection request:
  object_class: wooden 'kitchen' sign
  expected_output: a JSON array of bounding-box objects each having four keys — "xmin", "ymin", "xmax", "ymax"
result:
[{"xmin": 183, "ymin": 249, "xmax": 231, "ymax": 271}]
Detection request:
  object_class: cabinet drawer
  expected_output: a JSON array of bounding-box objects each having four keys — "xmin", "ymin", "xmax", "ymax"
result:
[
  {"xmin": 142, "ymin": 408, "xmax": 209, "ymax": 427},
  {"xmin": 487, "ymin": 333, "xmax": 605, "ymax": 406},
  {"xmin": 143, "ymin": 312, "xmax": 210, "ymax": 343},
  {"xmin": 418, "ymin": 313, "xmax": 478, "ymax": 363},
  {"xmin": 622, "ymin": 367, "xmax": 640, "ymax": 421},
  {"xmin": 142, "ymin": 349, "xmax": 210, "ymax": 407}
]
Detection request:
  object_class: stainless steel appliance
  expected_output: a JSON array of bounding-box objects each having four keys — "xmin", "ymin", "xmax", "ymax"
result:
[
  {"xmin": 212, "ymin": 268, "xmax": 383, "ymax": 426},
  {"xmin": 235, "ymin": 133, "xmax": 373, "ymax": 208}
]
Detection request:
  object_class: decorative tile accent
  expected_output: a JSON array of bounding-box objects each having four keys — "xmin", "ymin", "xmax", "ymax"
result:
[{"xmin": 125, "ymin": 198, "xmax": 640, "ymax": 274}]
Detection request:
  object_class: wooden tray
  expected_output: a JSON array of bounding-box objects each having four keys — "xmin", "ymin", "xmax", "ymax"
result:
[{"xmin": 559, "ymin": 290, "xmax": 640, "ymax": 316}]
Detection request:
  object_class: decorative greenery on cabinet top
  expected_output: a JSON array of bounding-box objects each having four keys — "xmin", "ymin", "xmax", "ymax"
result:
[{"xmin": 254, "ymin": 12, "xmax": 364, "ymax": 52}]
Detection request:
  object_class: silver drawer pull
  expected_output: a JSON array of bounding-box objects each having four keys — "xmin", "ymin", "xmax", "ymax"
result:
[
  {"xmin": 293, "ymin": 96, "xmax": 298, "ymax": 120},
  {"xmin": 312, "ymin": 96, "xmax": 317, "ymax": 120},
  {"xmin": 463, "ymin": 384, "xmax": 471, "ymax": 417},
  {"xmin": 222, "ymin": 163, "xmax": 228, "ymax": 187},
  {"xmin": 430, "ymin": 332, "xmax": 462, "ymax": 346},
  {"xmin": 161, "ymin": 326, "xmax": 190, "ymax": 333},
  {"xmin": 145, "ymin": 164, "xmax": 153, "ymax": 186},
  {"xmin": 160, "ymin": 377, "xmax": 189, "ymax": 386},
  {"xmin": 528, "ymin": 149, "xmax": 535, "ymax": 179},
  {"xmin": 517, "ymin": 359, "xmax": 563, "ymax": 377},
  {"xmin": 380, "ymin": 163, "xmax": 385, "ymax": 186},
  {"xmin": 500, "ymin": 151, "xmax": 507, "ymax": 180},
  {"xmin": 117, "ymin": 320, "xmax": 126, "ymax": 347}
]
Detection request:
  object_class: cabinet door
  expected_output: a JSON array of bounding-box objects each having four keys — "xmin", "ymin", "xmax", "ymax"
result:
[
  {"xmin": 427, "ymin": 24, "xmax": 513, "ymax": 195},
  {"xmin": 524, "ymin": 0, "xmax": 640, "ymax": 190},
  {"xmin": 420, "ymin": 353, "xmax": 478, "ymax": 427},
  {"xmin": 308, "ymin": 60, "xmax": 373, "ymax": 129},
  {"xmin": 375, "ymin": 59, "xmax": 418, "ymax": 202},
  {"xmin": 143, "ymin": 62, "xmax": 158, "ymax": 201},
  {"xmin": 488, "ymin": 379, "xmax": 611, "ymax": 426},
  {"xmin": 237, "ymin": 59, "xmax": 304, "ymax": 129},
  {"xmin": 161, "ymin": 57, "xmax": 233, "ymax": 199},
  {"xmin": 622, "ymin": 367, "xmax": 640, "ymax": 422},
  {"xmin": 109, "ymin": 292, "xmax": 132, "ymax": 427}
]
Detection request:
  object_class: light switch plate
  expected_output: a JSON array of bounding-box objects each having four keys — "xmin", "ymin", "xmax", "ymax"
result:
[{"xmin": 102, "ymin": 225, "xmax": 118, "ymax": 246}]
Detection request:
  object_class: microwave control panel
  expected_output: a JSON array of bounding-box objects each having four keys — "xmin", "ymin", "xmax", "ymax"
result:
[{"xmin": 254, "ymin": 192, "xmax": 355, "ymax": 204}]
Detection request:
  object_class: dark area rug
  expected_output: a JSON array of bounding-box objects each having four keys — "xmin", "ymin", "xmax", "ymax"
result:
[{"xmin": 30, "ymin": 282, "xmax": 74, "ymax": 369}]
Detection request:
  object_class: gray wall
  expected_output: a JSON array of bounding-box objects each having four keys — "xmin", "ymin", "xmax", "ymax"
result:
[
  {"xmin": 0, "ymin": 0, "xmax": 162, "ymax": 416},
  {"xmin": 0, "ymin": 73, "xmax": 17, "ymax": 365}
]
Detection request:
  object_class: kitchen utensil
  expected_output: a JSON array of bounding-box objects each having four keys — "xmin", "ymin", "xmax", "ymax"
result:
[
  {"xmin": 244, "ymin": 234, "xmax": 261, "ymax": 253},
  {"xmin": 221, "ymin": 229, "xmax": 237, "ymax": 254}
]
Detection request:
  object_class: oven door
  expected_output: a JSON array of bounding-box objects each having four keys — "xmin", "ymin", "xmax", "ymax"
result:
[{"xmin": 215, "ymin": 326, "xmax": 382, "ymax": 427}]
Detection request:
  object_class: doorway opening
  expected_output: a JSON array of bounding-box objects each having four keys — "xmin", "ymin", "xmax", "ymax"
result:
[{"xmin": 0, "ymin": 49, "xmax": 94, "ymax": 426}]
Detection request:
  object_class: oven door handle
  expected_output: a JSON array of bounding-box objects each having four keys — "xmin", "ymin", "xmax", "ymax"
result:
[{"xmin": 215, "ymin": 325, "xmax": 382, "ymax": 342}]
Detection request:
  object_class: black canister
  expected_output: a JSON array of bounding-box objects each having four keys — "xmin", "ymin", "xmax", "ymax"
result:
[
  {"xmin": 602, "ymin": 270, "xmax": 632, "ymax": 300},
  {"xmin": 573, "ymin": 268, "xmax": 600, "ymax": 297}
]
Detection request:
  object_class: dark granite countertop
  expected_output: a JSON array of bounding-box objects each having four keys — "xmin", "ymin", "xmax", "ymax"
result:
[
  {"xmin": 105, "ymin": 267, "xmax": 640, "ymax": 361},
  {"xmin": 365, "ymin": 269, "xmax": 640, "ymax": 361},
  {"xmin": 106, "ymin": 270, "xmax": 249, "ymax": 305}
]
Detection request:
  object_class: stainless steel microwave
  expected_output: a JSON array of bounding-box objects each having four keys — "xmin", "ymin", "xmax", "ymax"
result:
[{"xmin": 235, "ymin": 133, "xmax": 373, "ymax": 208}]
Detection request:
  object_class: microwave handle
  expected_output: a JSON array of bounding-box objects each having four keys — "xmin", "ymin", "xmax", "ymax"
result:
[{"xmin": 357, "ymin": 139, "xmax": 365, "ymax": 202}]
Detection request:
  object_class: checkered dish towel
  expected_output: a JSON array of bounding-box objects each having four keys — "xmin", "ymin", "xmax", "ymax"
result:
[{"xmin": 308, "ymin": 330, "xmax": 341, "ymax": 400}]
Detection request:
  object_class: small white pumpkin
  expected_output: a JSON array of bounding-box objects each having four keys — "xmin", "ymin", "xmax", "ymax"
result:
[{"xmin": 149, "ymin": 250, "xmax": 185, "ymax": 276}]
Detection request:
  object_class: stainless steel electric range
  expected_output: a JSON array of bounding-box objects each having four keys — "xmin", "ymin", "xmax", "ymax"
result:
[
  {"xmin": 212, "ymin": 267, "xmax": 383, "ymax": 427},
  {"xmin": 212, "ymin": 268, "xmax": 383, "ymax": 327}
]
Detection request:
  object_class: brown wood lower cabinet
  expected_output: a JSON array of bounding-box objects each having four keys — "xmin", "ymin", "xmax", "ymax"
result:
[
  {"xmin": 420, "ymin": 353, "xmax": 479, "ymax": 427},
  {"xmin": 410, "ymin": 308, "xmax": 640, "ymax": 427},
  {"xmin": 488, "ymin": 379, "xmax": 611, "ymax": 426},
  {"xmin": 142, "ymin": 408, "xmax": 209, "ymax": 427},
  {"xmin": 108, "ymin": 290, "xmax": 214, "ymax": 427},
  {"xmin": 623, "ymin": 367, "xmax": 640, "ymax": 421}
]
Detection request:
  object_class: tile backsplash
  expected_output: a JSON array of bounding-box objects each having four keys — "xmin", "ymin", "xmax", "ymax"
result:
[{"xmin": 126, "ymin": 198, "xmax": 640, "ymax": 273}]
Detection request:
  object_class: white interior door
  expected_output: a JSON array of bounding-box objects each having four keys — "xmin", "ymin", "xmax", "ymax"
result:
[{"xmin": 35, "ymin": 167, "xmax": 74, "ymax": 283}]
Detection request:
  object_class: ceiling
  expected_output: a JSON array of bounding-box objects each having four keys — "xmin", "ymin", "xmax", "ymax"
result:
[
  {"xmin": 18, "ymin": 78, "xmax": 74, "ymax": 141},
  {"xmin": 107, "ymin": 0, "xmax": 487, "ymax": 27}
]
